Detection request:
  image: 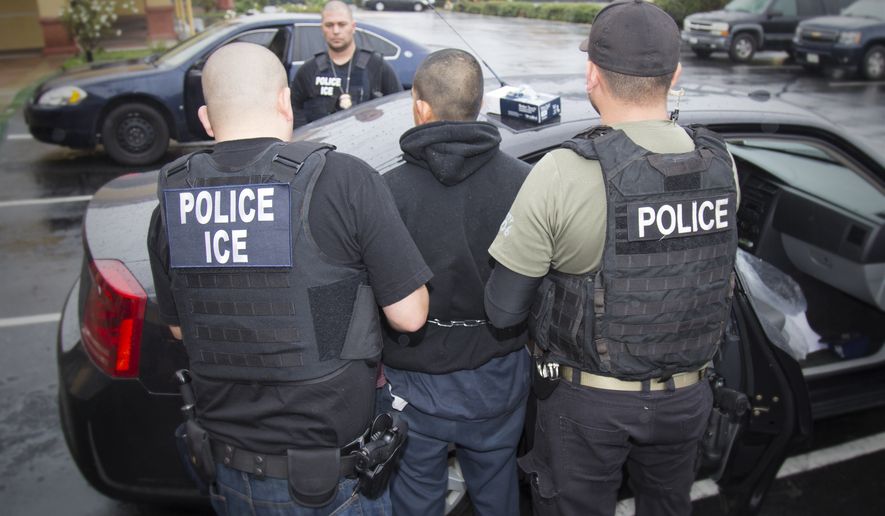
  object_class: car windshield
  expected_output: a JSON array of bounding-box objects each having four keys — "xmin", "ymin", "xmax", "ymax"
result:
[
  {"xmin": 841, "ymin": 0, "xmax": 885, "ymax": 20},
  {"xmin": 725, "ymin": 0, "xmax": 770, "ymax": 13},
  {"xmin": 727, "ymin": 138, "xmax": 885, "ymax": 221},
  {"xmin": 153, "ymin": 20, "xmax": 239, "ymax": 67}
]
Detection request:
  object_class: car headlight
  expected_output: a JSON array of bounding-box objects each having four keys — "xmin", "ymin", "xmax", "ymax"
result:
[
  {"xmin": 710, "ymin": 22, "xmax": 729, "ymax": 37},
  {"xmin": 838, "ymin": 31, "xmax": 861, "ymax": 45},
  {"xmin": 37, "ymin": 86, "xmax": 88, "ymax": 106}
]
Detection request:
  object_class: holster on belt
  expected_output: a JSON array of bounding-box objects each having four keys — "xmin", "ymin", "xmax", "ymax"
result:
[
  {"xmin": 184, "ymin": 419, "xmax": 217, "ymax": 483},
  {"xmin": 530, "ymin": 342, "xmax": 560, "ymax": 400},
  {"xmin": 286, "ymin": 448, "xmax": 340, "ymax": 508}
]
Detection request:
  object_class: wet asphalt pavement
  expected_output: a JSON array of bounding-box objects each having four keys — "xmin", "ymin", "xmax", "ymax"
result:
[{"xmin": 0, "ymin": 9, "xmax": 883, "ymax": 516}]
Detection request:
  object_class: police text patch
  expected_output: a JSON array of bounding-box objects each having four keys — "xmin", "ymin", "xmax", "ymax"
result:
[
  {"xmin": 627, "ymin": 195, "xmax": 734, "ymax": 241},
  {"xmin": 164, "ymin": 184, "xmax": 292, "ymax": 268}
]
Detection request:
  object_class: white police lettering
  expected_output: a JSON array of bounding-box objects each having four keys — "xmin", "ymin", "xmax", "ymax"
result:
[
  {"xmin": 257, "ymin": 187, "xmax": 274, "ymax": 222},
  {"xmin": 178, "ymin": 187, "xmax": 274, "ymax": 226},
  {"xmin": 168, "ymin": 185, "xmax": 290, "ymax": 267},
  {"xmin": 316, "ymin": 76, "xmax": 341, "ymax": 97},
  {"xmin": 631, "ymin": 196, "xmax": 731, "ymax": 241}
]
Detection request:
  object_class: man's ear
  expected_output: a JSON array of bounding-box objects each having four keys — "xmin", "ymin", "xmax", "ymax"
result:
[
  {"xmin": 586, "ymin": 61, "xmax": 601, "ymax": 95},
  {"xmin": 670, "ymin": 62, "xmax": 683, "ymax": 88},
  {"xmin": 197, "ymin": 105, "xmax": 214, "ymax": 138},
  {"xmin": 279, "ymin": 86, "xmax": 294, "ymax": 124},
  {"xmin": 414, "ymin": 98, "xmax": 435, "ymax": 125}
]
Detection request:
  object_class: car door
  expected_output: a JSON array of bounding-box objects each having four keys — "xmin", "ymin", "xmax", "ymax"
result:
[
  {"xmin": 182, "ymin": 26, "xmax": 292, "ymax": 141},
  {"xmin": 762, "ymin": 0, "xmax": 804, "ymax": 50},
  {"xmin": 700, "ymin": 127, "xmax": 885, "ymax": 513}
]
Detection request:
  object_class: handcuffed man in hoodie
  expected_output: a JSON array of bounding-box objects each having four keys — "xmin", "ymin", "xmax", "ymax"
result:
[{"xmin": 380, "ymin": 49, "xmax": 532, "ymax": 516}]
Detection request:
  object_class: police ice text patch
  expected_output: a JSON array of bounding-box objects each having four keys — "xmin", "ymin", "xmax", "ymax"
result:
[
  {"xmin": 164, "ymin": 184, "xmax": 292, "ymax": 268},
  {"xmin": 627, "ymin": 195, "xmax": 734, "ymax": 241}
]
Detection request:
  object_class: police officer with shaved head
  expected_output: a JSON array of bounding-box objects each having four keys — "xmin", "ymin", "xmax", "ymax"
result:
[
  {"xmin": 147, "ymin": 42, "xmax": 431, "ymax": 516},
  {"xmin": 380, "ymin": 48, "xmax": 531, "ymax": 516},
  {"xmin": 291, "ymin": 0, "xmax": 402, "ymax": 126},
  {"xmin": 484, "ymin": 2, "xmax": 740, "ymax": 515}
]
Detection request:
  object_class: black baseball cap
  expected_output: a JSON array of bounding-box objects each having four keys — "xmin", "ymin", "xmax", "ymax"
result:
[{"xmin": 579, "ymin": 0, "xmax": 681, "ymax": 77}]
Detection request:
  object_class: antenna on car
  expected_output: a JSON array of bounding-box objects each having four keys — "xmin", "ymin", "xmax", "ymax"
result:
[{"xmin": 427, "ymin": 4, "xmax": 507, "ymax": 87}]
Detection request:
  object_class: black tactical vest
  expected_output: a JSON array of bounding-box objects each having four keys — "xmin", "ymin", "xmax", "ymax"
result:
[
  {"xmin": 530, "ymin": 126, "xmax": 738, "ymax": 381},
  {"xmin": 157, "ymin": 142, "xmax": 383, "ymax": 384},
  {"xmin": 304, "ymin": 49, "xmax": 384, "ymax": 123}
]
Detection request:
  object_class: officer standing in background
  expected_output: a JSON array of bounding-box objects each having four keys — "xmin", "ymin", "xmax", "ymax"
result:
[
  {"xmin": 147, "ymin": 42, "xmax": 431, "ymax": 515},
  {"xmin": 291, "ymin": 0, "xmax": 402, "ymax": 126},
  {"xmin": 381, "ymin": 49, "xmax": 531, "ymax": 516},
  {"xmin": 484, "ymin": 2, "xmax": 740, "ymax": 515}
]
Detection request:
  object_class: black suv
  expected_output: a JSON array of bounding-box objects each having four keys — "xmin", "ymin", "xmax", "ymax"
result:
[
  {"xmin": 793, "ymin": 0, "xmax": 885, "ymax": 80},
  {"xmin": 683, "ymin": 0, "xmax": 854, "ymax": 62}
]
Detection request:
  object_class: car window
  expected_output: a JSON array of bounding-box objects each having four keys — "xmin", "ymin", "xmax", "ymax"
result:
[
  {"xmin": 772, "ymin": 0, "xmax": 799, "ymax": 16},
  {"xmin": 841, "ymin": 0, "xmax": 885, "ymax": 19},
  {"xmin": 155, "ymin": 21, "xmax": 235, "ymax": 68},
  {"xmin": 724, "ymin": 0, "xmax": 770, "ymax": 14},
  {"xmin": 354, "ymin": 31, "xmax": 399, "ymax": 58},
  {"xmin": 227, "ymin": 28, "xmax": 288, "ymax": 61},
  {"xmin": 291, "ymin": 24, "xmax": 400, "ymax": 62},
  {"xmin": 728, "ymin": 138, "xmax": 883, "ymax": 219},
  {"xmin": 797, "ymin": 0, "xmax": 824, "ymax": 15},
  {"xmin": 292, "ymin": 25, "xmax": 328, "ymax": 62}
]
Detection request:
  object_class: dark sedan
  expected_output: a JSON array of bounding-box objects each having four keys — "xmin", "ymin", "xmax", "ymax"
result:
[
  {"xmin": 362, "ymin": 0, "xmax": 435, "ymax": 12},
  {"xmin": 57, "ymin": 75, "xmax": 885, "ymax": 514},
  {"xmin": 24, "ymin": 13, "xmax": 429, "ymax": 166}
]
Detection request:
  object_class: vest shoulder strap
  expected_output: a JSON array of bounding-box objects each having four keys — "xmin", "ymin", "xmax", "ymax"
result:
[
  {"xmin": 561, "ymin": 125, "xmax": 613, "ymax": 160},
  {"xmin": 274, "ymin": 141, "xmax": 335, "ymax": 165},
  {"xmin": 355, "ymin": 49, "xmax": 384, "ymax": 75},
  {"xmin": 314, "ymin": 52, "xmax": 330, "ymax": 72},
  {"xmin": 684, "ymin": 124, "xmax": 730, "ymax": 155}
]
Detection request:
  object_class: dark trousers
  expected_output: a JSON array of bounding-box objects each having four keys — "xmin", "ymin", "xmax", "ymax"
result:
[
  {"xmin": 379, "ymin": 388, "xmax": 526, "ymax": 516},
  {"xmin": 519, "ymin": 379, "xmax": 713, "ymax": 516}
]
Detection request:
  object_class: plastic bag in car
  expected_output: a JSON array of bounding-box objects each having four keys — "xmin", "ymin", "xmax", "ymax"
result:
[{"xmin": 735, "ymin": 250, "xmax": 821, "ymax": 361}]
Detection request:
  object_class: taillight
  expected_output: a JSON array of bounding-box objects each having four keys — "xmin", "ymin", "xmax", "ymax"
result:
[{"xmin": 81, "ymin": 259, "xmax": 146, "ymax": 378}]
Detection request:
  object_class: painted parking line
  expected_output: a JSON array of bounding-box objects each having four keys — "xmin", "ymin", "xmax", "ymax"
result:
[
  {"xmin": 0, "ymin": 195, "xmax": 92, "ymax": 208},
  {"xmin": 5, "ymin": 134, "xmax": 32, "ymax": 140},
  {"xmin": 615, "ymin": 429, "xmax": 885, "ymax": 515},
  {"xmin": 0, "ymin": 313, "xmax": 61, "ymax": 329}
]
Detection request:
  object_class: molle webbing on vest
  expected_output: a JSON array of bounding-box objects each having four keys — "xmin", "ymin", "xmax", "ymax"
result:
[
  {"xmin": 162, "ymin": 142, "xmax": 382, "ymax": 384},
  {"xmin": 190, "ymin": 175, "xmax": 272, "ymax": 188},
  {"xmin": 199, "ymin": 350, "xmax": 304, "ymax": 368},
  {"xmin": 614, "ymin": 242, "xmax": 733, "ymax": 268},
  {"xmin": 609, "ymin": 264, "xmax": 731, "ymax": 292},
  {"xmin": 183, "ymin": 271, "xmax": 292, "ymax": 289},
  {"xmin": 537, "ymin": 126, "xmax": 738, "ymax": 380},
  {"xmin": 597, "ymin": 328, "xmax": 723, "ymax": 358},
  {"xmin": 606, "ymin": 288, "xmax": 728, "ymax": 317},
  {"xmin": 194, "ymin": 325, "xmax": 299, "ymax": 343},
  {"xmin": 190, "ymin": 300, "xmax": 295, "ymax": 317}
]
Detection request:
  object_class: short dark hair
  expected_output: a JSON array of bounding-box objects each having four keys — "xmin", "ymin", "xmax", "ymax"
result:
[
  {"xmin": 598, "ymin": 67, "xmax": 674, "ymax": 105},
  {"xmin": 413, "ymin": 49, "xmax": 483, "ymax": 121}
]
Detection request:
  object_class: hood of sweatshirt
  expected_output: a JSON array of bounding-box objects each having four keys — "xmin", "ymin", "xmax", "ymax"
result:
[{"xmin": 398, "ymin": 120, "xmax": 502, "ymax": 186}]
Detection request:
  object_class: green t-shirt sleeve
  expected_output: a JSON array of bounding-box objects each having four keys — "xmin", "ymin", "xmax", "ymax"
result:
[
  {"xmin": 488, "ymin": 152, "xmax": 559, "ymax": 278},
  {"xmin": 489, "ymin": 149, "xmax": 608, "ymax": 277}
]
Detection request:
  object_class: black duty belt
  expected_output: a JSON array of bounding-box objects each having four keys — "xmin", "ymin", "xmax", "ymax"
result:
[{"xmin": 210, "ymin": 436, "xmax": 364, "ymax": 479}]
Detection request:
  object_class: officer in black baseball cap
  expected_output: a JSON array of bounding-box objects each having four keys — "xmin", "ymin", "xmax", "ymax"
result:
[{"xmin": 484, "ymin": 1, "xmax": 740, "ymax": 515}]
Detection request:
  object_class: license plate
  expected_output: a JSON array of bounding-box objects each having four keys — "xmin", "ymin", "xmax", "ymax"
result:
[
  {"xmin": 690, "ymin": 37, "xmax": 698, "ymax": 44},
  {"xmin": 807, "ymin": 53, "xmax": 819, "ymax": 64}
]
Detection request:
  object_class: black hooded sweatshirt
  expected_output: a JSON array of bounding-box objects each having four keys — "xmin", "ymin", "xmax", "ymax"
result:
[{"xmin": 383, "ymin": 120, "xmax": 530, "ymax": 373}]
